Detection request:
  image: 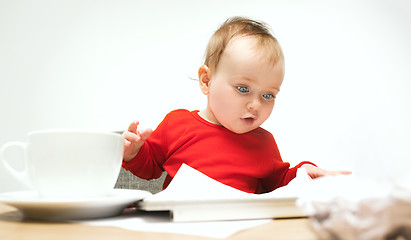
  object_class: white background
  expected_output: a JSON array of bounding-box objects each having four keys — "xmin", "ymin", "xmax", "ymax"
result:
[{"xmin": 1, "ymin": 0, "xmax": 410, "ymax": 192}]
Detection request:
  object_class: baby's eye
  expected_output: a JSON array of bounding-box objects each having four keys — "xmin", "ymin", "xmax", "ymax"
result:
[
  {"xmin": 262, "ymin": 93, "xmax": 275, "ymax": 100},
  {"xmin": 237, "ymin": 86, "xmax": 249, "ymax": 93}
]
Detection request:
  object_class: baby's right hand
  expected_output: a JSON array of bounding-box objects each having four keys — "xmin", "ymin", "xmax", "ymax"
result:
[{"xmin": 122, "ymin": 121, "xmax": 153, "ymax": 162}]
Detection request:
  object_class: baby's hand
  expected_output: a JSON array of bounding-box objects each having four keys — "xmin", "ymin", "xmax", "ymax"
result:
[
  {"xmin": 122, "ymin": 121, "xmax": 153, "ymax": 162},
  {"xmin": 302, "ymin": 164, "xmax": 352, "ymax": 179}
]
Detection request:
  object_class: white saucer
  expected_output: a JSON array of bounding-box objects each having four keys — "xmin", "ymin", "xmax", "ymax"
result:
[{"xmin": 0, "ymin": 189, "xmax": 152, "ymax": 221}]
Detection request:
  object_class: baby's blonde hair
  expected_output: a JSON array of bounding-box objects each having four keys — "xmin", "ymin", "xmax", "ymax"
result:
[{"xmin": 204, "ymin": 16, "xmax": 284, "ymax": 71}]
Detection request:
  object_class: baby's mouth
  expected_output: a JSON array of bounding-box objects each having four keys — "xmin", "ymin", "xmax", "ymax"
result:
[{"xmin": 241, "ymin": 116, "xmax": 256, "ymax": 125}]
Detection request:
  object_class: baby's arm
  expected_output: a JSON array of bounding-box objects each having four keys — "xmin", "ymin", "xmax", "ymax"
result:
[
  {"xmin": 302, "ymin": 164, "xmax": 352, "ymax": 179},
  {"xmin": 122, "ymin": 121, "xmax": 153, "ymax": 162}
]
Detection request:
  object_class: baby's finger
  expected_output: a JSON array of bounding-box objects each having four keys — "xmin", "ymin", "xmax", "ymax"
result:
[
  {"xmin": 127, "ymin": 121, "xmax": 140, "ymax": 134},
  {"xmin": 336, "ymin": 170, "xmax": 352, "ymax": 175},
  {"xmin": 139, "ymin": 128, "xmax": 153, "ymax": 141},
  {"xmin": 123, "ymin": 130, "xmax": 140, "ymax": 143}
]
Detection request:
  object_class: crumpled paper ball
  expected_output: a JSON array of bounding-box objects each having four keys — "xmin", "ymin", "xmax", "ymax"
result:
[{"xmin": 297, "ymin": 174, "xmax": 411, "ymax": 240}]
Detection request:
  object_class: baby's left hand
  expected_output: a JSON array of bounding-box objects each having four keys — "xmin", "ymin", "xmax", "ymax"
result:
[{"xmin": 302, "ymin": 164, "xmax": 352, "ymax": 179}]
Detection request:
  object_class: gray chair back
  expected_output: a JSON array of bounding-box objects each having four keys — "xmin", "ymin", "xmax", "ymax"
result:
[{"xmin": 115, "ymin": 168, "xmax": 166, "ymax": 194}]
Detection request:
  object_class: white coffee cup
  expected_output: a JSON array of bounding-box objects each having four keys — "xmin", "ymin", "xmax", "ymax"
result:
[{"xmin": 0, "ymin": 130, "xmax": 124, "ymax": 199}]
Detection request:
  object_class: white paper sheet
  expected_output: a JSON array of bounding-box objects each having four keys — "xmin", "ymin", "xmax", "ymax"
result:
[
  {"xmin": 80, "ymin": 210, "xmax": 271, "ymax": 239},
  {"xmin": 77, "ymin": 164, "xmax": 311, "ymax": 238},
  {"xmin": 145, "ymin": 163, "xmax": 312, "ymax": 201},
  {"xmin": 139, "ymin": 164, "xmax": 311, "ymax": 222}
]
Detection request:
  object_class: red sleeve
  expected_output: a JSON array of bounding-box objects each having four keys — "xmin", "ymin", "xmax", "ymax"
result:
[
  {"xmin": 122, "ymin": 113, "xmax": 172, "ymax": 180},
  {"xmin": 261, "ymin": 161, "xmax": 317, "ymax": 193},
  {"xmin": 294, "ymin": 161, "xmax": 317, "ymax": 169},
  {"xmin": 122, "ymin": 143, "xmax": 164, "ymax": 180},
  {"xmin": 279, "ymin": 161, "xmax": 317, "ymax": 186},
  {"xmin": 259, "ymin": 132, "xmax": 317, "ymax": 193}
]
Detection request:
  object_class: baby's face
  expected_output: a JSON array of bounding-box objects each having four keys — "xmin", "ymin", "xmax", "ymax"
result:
[{"xmin": 204, "ymin": 36, "xmax": 284, "ymax": 134}]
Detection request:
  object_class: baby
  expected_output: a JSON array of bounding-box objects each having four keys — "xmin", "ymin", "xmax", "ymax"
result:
[{"xmin": 122, "ymin": 16, "xmax": 350, "ymax": 194}]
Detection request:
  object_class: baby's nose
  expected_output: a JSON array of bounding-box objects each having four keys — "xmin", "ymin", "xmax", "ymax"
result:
[{"xmin": 247, "ymin": 98, "xmax": 261, "ymax": 111}]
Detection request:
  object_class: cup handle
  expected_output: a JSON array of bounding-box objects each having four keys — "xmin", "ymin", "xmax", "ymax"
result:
[{"xmin": 0, "ymin": 142, "xmax": 32, "ymax": 188}]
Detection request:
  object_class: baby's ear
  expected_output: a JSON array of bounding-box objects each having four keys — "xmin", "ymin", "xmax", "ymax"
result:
[{"xmin": 198, "ymin": 65, "xmax": 211, "ymax": 95}]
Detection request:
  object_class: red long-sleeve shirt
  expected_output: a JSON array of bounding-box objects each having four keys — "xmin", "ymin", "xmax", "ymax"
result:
[{"xmin": 123, "ymin": 109, "xmax": 314, "ymax": 194}]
